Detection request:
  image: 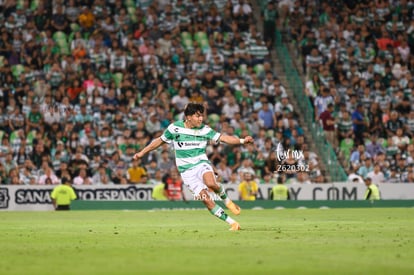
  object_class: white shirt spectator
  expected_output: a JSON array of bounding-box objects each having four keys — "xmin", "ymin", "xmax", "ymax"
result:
[
  {"xmin": 366, "ymin": 170, "xmax": 385, "ymax": 183},
  {"xmin": 171, "ymin": 90, "xmax": 189, "ymax": 113},
  {"xmin": 73, "ymin": 169, "xmax": 92, "ymax": 185},
  {"xmin": 392, "ymin": 135, "xmax": 410, "ymax": 147},
  {"xmin": 347, "ymin": 172, "xmax": 364, "ymax": 184},
  {"xmin": 38, "ymin": 167, "xmax": 60, "ymax": 185},
  {"xmin": 222, "ymin": 97, "xmax": 240, "ymax": 119},
  {"xmin": 233, "ymin": 1, "xmax": 252, "ymax": 15}
]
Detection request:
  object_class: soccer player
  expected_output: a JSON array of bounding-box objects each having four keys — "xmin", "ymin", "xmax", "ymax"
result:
[
  {"xmin": 238, "ymin": 171, "xmax": 259, "ymax": 201},
  {"xmin": 133, "ymin": 103, "xmax": 254, "ymax": 231}
]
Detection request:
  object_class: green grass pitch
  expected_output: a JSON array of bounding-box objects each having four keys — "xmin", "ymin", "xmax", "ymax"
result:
[{"xmin": 1, "ymin": 208, "xmax": 413, "ymax": 275}]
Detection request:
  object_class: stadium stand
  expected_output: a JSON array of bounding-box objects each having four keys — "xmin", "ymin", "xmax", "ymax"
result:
[
  {"xmin": 0, "ymin": 0, "xmax": 325, "ymax": 187},
  {"xmin": 284, "ymin": 0, "xmax": 414, "ymax": 183}
]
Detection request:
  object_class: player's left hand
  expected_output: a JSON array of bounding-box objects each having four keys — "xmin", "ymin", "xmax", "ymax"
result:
[{"xmin": 244, "ymin": 136, "xmax": 254, "ymax": 144}]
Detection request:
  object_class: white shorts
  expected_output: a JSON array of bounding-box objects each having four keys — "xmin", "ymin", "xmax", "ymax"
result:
[{"xmin": 180, "ymin": 163, "xmax": 214, "ymax": 196}]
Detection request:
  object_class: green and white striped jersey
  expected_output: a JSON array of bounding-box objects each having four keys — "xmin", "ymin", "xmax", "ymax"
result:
[{"xmin": 161, "ymin": 121, "xmax": 221, "ymax": 173}]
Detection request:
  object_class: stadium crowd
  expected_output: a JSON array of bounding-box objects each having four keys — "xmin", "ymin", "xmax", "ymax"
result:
[
  {"xmin": 0, "ymin": 0, "xmax": 325, "ymax": 189},
  {"xmin": 284, "ymin": 0, "xmax": 414, "ymax": 183}
]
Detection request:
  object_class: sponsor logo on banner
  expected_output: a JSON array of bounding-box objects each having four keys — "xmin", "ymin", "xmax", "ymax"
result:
[
  {"xmin": 0, "ymin": 188, "xmax": 10, "ymax": 208},
  {"xmin": 13, "ymin": 186, "xmax": 154, "ymax": 204}
]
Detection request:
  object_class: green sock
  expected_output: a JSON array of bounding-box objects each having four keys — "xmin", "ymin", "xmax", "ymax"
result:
[
  {"xmin": 216, "ymin": 185, "xmax": 228, "ymax": 200},
  {"xmin": 210, "ymin": 205, "xmax": 235, "ymax": 225}
]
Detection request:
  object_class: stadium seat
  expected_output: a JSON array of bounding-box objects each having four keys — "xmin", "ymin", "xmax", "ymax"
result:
[
  {"xmin": 30, "ymin": 0, "xmax": 39, "ymax": 11},
  {"xmin": 16, "ymin": 0, "xmax": 24, "ymax": 9},
  {"xmin": 208, "ymin": 114, "xmax": 220, "ymax": 128},
  {"xmin": 194, "ymin": 31, "xmax": 207, "ymax": 44},
  {"xmin": 26, "ymin": 130, "xmax": 37, "ymax": 146},
  {"xmin": 127, "ymin": 7, "xmax": 137, "ymax": 23},
  {"xmin": 181, "ymin": 32, "xmax": 194, "ymax": 52},
  {"xmin": 11, "ymin": 65, "xmax": 25, "ymax": 79},
  {"xmin": 254, "ymin": 64, "xmax": 264, "ymax": 75},
  {"xmin": 199, "ymin": 39, "xmax": 211, "ymax": 54},
  {"xmin": 112, "ymin": 73, "xmax": 123, "ymax": 88},
  {"xmin": 53, "ymin": 31, "xmax": 68, "ymax": 43},
  {"xmin": 239, "ymin": 64, "xmax": 248, "ymax": 76},
  {"xmin": 70, "ymin": 23, "xmax": 80, "ymax": 32},
  {"xmin": 9, "ymin": 130, "xmax": 19, "ymax": 144},
  {"xmin": 216, "ymin": 80, "xmax": 224, "ymax": 88},
  {"xmin": 124, "ymin": 0, "xmax": 135, "ymax": 7}
]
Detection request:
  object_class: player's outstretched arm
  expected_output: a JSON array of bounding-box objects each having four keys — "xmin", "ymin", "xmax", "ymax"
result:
[
  {"xmin": 133, "ymin": 137, "xmax": 165, "ymax": 160},
  {"xmin": 219, "ymin": 134, "xmax": 254, "ymax": 145}
]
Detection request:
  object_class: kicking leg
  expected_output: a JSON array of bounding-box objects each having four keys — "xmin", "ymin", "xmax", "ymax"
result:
[
  {"xmin": 203, "ymin": 171, "xmax": 241, "ymax": 215},
  {"xmin": 198, "ymin": 189, "xmax": 240, "ymax": 231}
]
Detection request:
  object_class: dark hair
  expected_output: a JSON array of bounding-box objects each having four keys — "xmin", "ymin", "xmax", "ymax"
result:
[{"xmin": 184, "ymin": 103, "xmax": 204, "ymax": 117}]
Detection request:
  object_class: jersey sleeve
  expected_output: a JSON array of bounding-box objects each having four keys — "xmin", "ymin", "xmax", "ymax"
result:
[
  {"xmin": 204, "ymin": 125, "xmax": 221, "ymax": 144},
  {"xmin": 160, "ymin": 126, "xmax": 174, "ymax": 144}
]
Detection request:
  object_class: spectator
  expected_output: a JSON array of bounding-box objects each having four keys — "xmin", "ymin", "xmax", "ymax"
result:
[
  {"xmin": 258, "ymin": 101, "xmax": 276, "ymax": 130},
  {"xmin": 357, "ymin": 157, "xmax": 374, "ymax": 180},
  {"xmin": 127, "ymin": 159, "xmax": 148, "ymax": 184},
  {"xmin": 73, "ymin": 168, "xmax": 92, "ymax": 185},
  {"xmin": 367, "ymin": 163, "xmax": 385, "ymax": 184},
  {"xmin": 314, "ymin": 88, "xmax": 334, "ymax": 121},
  {"xmin": 386, "ymin": 111, "xmax": 404, "ymax": 137},
  {"xmin": 347, "ymin": 167, "xmax": 364, "ymax": 184},
  {"xmin": 392, "ymin": 128, "xmax": 410, "ymax": 151},
  {"xmin": 319, "ymin": 103, "xmax": 337, "ymax": 148},
  {"xmin": 92, "ymin": 165, "xmax": 112, "ymax": 185},
  {"xmin": 238, "ymin": 170, "xmax": 258, "ymax": 201},
  {"xmin": 162, "ymin": 168, "xmax": 186, "ymax": 201},
  {"xmin": 365, "ymin": 135, "xmax": 385, "ymax": 158},
  {"xmin": 350, "ymin": 144, "xmax": 371, "ymax": 169},
  {"xmin": 351, "ymin": 104, "xmax": 368, "ymax": 145},
  {"xmin": 38, "ymin": 166, "xmax": 60, "ymax": 185}
]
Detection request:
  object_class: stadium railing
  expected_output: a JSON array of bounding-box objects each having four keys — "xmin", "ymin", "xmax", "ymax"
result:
[{"xmin": 274, "ymin": 30, "xmax": 348, "ymax": 182}]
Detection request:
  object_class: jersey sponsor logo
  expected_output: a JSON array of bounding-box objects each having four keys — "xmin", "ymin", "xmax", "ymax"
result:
[
  {"xmin": 176, "ymin": 141, "xmax": 201, "ymax": 147},
  {"xmin": 175, "ymin": 134, "xmax": 180, "ymax": 140},
  {"xmin": 0, "ymin": 188, "xmax": 10, "ymax": 209},
  {"xmin": 183, "ymin": 142, "xmax": 201, "ymax": 146}
]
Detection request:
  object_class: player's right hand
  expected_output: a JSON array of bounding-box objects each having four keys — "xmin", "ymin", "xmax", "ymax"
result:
[{"xmin": 133, "ymin": 152, "xmax": 142, "ymax": 160}]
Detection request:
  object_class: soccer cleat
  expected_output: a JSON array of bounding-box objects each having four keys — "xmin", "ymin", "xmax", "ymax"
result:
[
  {"xmin": 229, "ymin": 222, "xmax": 241, "ymax": 231},
  {"xmin": 225, "ymin": 200, "xmax": 241, "ymax": 215}
]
